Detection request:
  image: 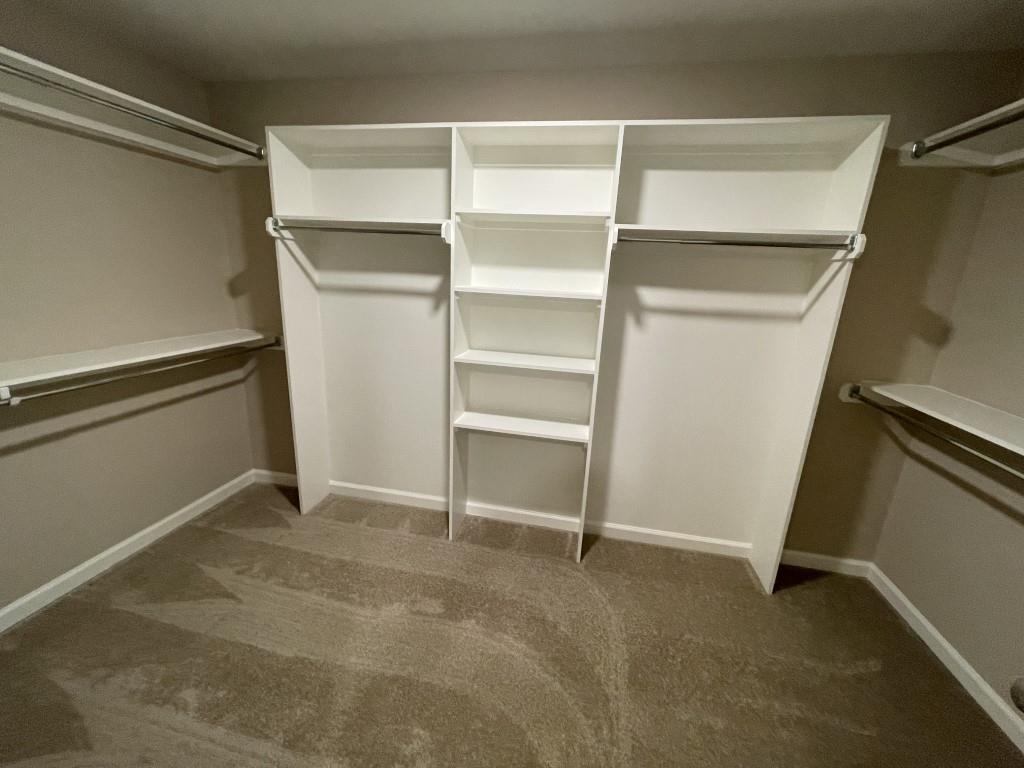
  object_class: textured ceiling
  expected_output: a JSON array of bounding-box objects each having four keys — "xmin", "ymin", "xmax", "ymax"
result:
[{"xmin": 34, "ymin": 0, "xmax": 1024, "ymax": 81}]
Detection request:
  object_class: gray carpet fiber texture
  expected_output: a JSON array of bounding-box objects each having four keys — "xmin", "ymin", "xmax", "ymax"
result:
[{"xmin": 1, "ymin": 483, "xmax": 1021, "ymax": 767}]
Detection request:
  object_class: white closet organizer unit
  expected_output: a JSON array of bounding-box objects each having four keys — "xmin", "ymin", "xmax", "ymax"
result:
[{"xmin": 266, "ymin": 117, "xmax": 887, "ymax": 592}]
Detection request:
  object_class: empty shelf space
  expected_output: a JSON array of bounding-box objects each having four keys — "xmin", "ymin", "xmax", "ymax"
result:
[
  {"xmin": 0, "ymin": 329, "xmax": 276, "ymax": 391},
  {"xmin": 272, "ymin": 215, "xmax": 449, "ymax": 235},
  {"xmin": 454, "ymin": 285, "xmax": 603, "ymax": 302},
  {"xmin": 614, "ymin": 225, "xmax": 857, "ymax": 250},
  {"xmin": 455, "ymin": 349, "xmax": 596, "ymax": 375},
  {"xmin": 859, "ymin": 383, "xmax": 1024, "ymax": 458},
  {"xmin": 454, "ymin": 411, "xmax": 590, "ymax": 443}
]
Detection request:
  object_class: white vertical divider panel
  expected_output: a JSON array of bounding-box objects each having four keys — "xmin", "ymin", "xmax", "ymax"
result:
[
  {"xmin": 576, "ymin": 125, "xmax": 626, "ymax": 561},
  {"xmin": 448, "ymin": 128, "xmax": 468, "ymax": 539},
  {"xmin": 274, "ymin": 242, "xmax": 331, "ymax": 513},
  {"xmin": 750, "ymin": 121, "xmax": 887, "ymax": 591},
  {"xmin": 748, "ymin": 255, "xmax": 855, "ymax": 590}
]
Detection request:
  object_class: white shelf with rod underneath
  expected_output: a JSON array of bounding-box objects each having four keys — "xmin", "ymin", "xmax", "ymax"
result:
[
  {"xmin": 454, "ymin": 411, "xmax": 590, "ymax": 443},
  {"xmin": 0, "ymin": 46, "xmax": 263, "ymax": 167},
  {"xmin": 0, "ymin": 329, "xmax": 277, "ymax": 405},
  {"xmin": 843, "ymin": 382, "xmax": 1024, "ymax": 479},
  {"xmin": 455, "ymin": 350, "xmax": 596, "ymax": 375},
  {"xmin": 903, "ymin": 96, "xmax": 1024, "ymax": 170}
]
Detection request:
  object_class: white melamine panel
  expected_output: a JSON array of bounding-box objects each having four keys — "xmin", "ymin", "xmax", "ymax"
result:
[
  {"xmin": 275, "ymin": 243, "xmax": 330, "ymax": 513},
  {"xmin": 617, "ymin": 118, "xmax": 887, "ymax": 231},
  {"xmin": 267, "ymin": 125, "xmax": 452, "ymax": 220},
  {"xmin": 456, "ymin": 366, "xmax": 592, "ymax": 424},
  {"xmin": 455, "ymin": 294, "xmax": 601, "ymax": 359},
  {"xmin": 455, "ymin": 213, "xmax": 609, "ymax": 294},
  {"xmin": 748, "ymin": 258, "xmax": 855, "ymax": 591},
  {"xmin": 588, "ymin": 245, "xmax": 839, "ymax": 545},
  {"xmin": 315, "ymin": 232, "xmax": 451, "ymax": 498}
]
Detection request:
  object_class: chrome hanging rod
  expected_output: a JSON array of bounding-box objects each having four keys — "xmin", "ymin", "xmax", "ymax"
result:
[
  {"xmin": 268, "ymin": 217, "xmax": 450, "ymax": 239},
  {"xmin": 0, "ymin": 339, "xmax": 278, "ymax": 407},
  {"xmin": 615, "ymin": 232, "xmax": 859, "ymax": 251},
  {"xmin": 0, "ymin": 60, "xmax": 265, "ymax": 161},
  {"xmin": 911, "ymin": 97, "xmax": 1024, "ymax": 159},
  {"xmin": 847, "ymin": 384, "xmax": 1024, "ymax": 482}
]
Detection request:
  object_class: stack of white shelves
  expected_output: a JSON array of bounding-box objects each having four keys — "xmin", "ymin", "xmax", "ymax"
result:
[{"xmin": 265, "ymin": 117, "xmax": 887, "ymax": 591}]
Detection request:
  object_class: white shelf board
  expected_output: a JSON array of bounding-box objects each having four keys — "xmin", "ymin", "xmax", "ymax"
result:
[
  {"xmin": 0, "ymin": 329, "xmax": 274, "ymax": 391},
  {"xmin": 273, "ymin": 215, "xmax": 449, "ymax": 235},
  {"xmin": 454, "ymin": 411, "xmax": 590, "ymax": 443},
  {"xmin": 614, "ymin": 225, "xmax": 856, "ymax": 249},
  {"xmin": 0, "ymin": 46, "xmax": 262, "ymax": 167},
  {"xmin": 865, "ymin": 383, "xmax": 1024, "ymax": 458},
  {"xmin": 454, "ymin": 285, "xmax": 603, "ymax": 302},
  {"xmin": 455, "ymin": 349, "xmax": 596, "ymax": 375},
  {"xmin": 455, "ymin": 209, "xmax": 611, "ymax": 226}
]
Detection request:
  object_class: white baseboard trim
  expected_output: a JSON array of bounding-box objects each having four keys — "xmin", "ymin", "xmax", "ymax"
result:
[
  {"xmin": 251, "ymin": 468, "xmax": 298, "ymax": 487},
  {"xmin": 0, "ymin": 469, "xmax": 256, "ymax": 634},
  {"xmin": 465, "ymin": 501, "xmax": 579, "ymax": 531},
  {"xmin": 866, "ymin": 563, "xmax": 1024, "ymax": 752},
  {"xmin": 780, "ymin": 549, "xmax": 873, "ymax": 578},
  {"xmin": 328, "ymin": 479, "xmax": 447, "ymax": 511},
  {"xmin": 782, "ymin": 548, "xmax": 1023, "ymax": 752},
  {"xmin": 589, "ymin": 520, "xmax": 751, "ymax": 558}
]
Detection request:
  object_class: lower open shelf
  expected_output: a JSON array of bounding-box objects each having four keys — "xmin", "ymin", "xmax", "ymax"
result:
[
  {"xmin": 453, "ymin": 411, "xmax": 590, "ymax": 443},
  {"xmin": 454, "ymin": 349, "xmax": 596, "ymax": 375}
]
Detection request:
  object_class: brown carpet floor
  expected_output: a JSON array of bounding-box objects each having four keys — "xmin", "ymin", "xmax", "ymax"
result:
[{"xmin": 1, "ymin": 483, "xmax": 1021, "ymax": 767}]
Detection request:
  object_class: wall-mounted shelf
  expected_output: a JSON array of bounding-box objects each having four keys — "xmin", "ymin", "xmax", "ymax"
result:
[
  {"xmin": 903, "ymin": 97, "xmax": 1024, "ymax": 170},
  {"xmin": 0, "ymin": 329, "xmax": 277, "ymax": 405},
  {"xmin": 454, "ymin": 285, "xmax": 603, "ymax": 302},
  {"xmin": 455, "ymin": 349, "xmax": 596, "ymax": 375},
  {"xmin": 454, "ymin": 411, "xmax": 590, "ymax": 443},
  {"xmin": 0, "ymin": 46, "xmax": 263, "ymax": 167},
  {"xmin": 842, "ymin": 382, "xmax": 1024, "ymax": 480}
]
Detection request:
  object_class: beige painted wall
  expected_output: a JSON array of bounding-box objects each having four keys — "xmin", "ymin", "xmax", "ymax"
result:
[
  {"xmin": 874, "ymin": 169, "xmax": 1024, "ymax": 714},
  {"xmin": 208, "ymin": 49, "xmax": 1022, "ymax": 558},
  {"xmin": 0, "ymin": 8, "xmax": 254, "ymax": 605}
]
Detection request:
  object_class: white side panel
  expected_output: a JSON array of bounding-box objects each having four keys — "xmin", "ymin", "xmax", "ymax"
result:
[
  {"xmin": 275, "ymin": 242, "xmax": 330, "ymax": 513},
  {"xmin": 748, "ymin": 258, "xmax": 855, "ymax": 591},
  {"xmin": 317, "ymin": 233, "xmax": 450, "ymax": 499}
]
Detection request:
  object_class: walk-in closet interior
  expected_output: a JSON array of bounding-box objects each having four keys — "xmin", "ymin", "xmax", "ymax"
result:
[{"xmin": 1, "ymin": 2, "xmax": 1023, "ymax": 765}]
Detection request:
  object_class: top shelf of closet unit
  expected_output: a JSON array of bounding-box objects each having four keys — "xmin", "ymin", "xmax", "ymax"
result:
[
  {"xmin": 616, "ymin": 117, "xmax": 888, "ymax": 232},
  {"xmin": 0, "ymin": 46, "xmax": 263, "ymax": 167},
  {"xmin": 266, "ymin": 125, "xmax": 453, "ymax": 221},
  {"xmin": 454, "ymin": 124, "xmax": 621, "ymax": 217}
]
